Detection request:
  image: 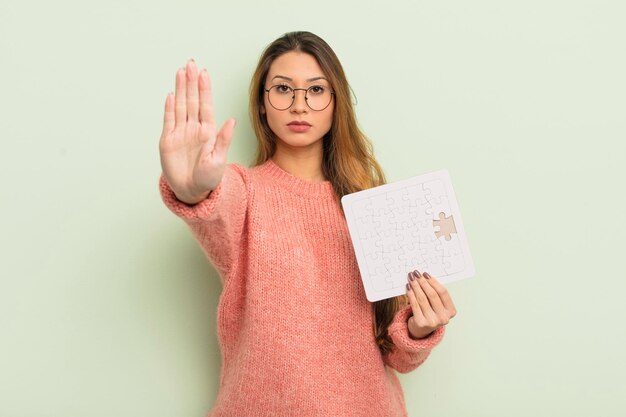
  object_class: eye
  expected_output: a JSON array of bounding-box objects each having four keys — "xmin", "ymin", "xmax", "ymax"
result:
[
  {"xmin": 275, "ymin": 84, "xmax": 292, "ymax": 94},
  {"xmin": 308, "ymin": 85, "xmax": 326, "ymax": 95}
]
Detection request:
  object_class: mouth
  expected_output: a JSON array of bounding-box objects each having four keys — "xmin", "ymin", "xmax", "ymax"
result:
[{"xmin": 287, "ymin": 121, "xmax": 312, "ymax": 133}]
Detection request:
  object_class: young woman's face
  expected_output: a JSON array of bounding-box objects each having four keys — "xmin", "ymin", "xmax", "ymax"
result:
[{"xmin": 263, "ymin": 51, "xmax": 334, "ymax": 151}]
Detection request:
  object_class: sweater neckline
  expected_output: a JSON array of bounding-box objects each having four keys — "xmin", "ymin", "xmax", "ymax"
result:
[{"xmin": 258, "ymin": 158, "xmax": 334, "ymax": 198}]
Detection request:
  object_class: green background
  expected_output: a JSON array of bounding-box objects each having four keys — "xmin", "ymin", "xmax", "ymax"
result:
[{"xmin": 1, "ymin": 0, "xmax": 624, "ymax": 416}]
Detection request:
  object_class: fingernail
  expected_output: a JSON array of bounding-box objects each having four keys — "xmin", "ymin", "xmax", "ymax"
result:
[
  {"xmin": 414, "ymin": 270, "xmax": 422, "ymax": 278},
  {"xmin": 408, "ymin": 273, "xmax": 414, "ymax": 281},
  {"xmin": 406, "ymin": 283, "xmax": 411, "ymax": 291},
  {"xmin": 424, "ymin": 272, "xmax": 431, "ymax": 279}
]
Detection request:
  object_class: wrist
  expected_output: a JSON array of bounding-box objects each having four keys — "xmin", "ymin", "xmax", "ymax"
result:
[
  {"xmin": 409, "ymin": 329, "xmax": 434, "ymax": 340},
  {"xmin": 407, "ymin": 316, "xmax": 436, "ymax": 340},
  {"xmin": 175, "ymin": 189, "xmax": 211, "ymax": 205}
]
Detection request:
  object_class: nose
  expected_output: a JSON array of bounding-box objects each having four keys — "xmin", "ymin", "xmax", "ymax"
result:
[{"xmin": 291, "ymin": 89, "xmax": 308, "ymax": 113}]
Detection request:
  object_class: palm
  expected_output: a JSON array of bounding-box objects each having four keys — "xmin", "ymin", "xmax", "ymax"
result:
[
  {"xmin": 159, "ymin": 59, "xmax": 235, "ymax": 203},
  {"xmin": 160, "ymin": 117, "xmax": 221, "ymax": 196}
]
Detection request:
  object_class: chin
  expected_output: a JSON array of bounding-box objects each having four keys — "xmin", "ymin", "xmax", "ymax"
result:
[{"xmin": 278, "ymin": 133, "xmax": 323, "ymax": 148}]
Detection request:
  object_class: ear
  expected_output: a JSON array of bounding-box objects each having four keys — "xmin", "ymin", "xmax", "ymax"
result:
[{"xmin": 260, "ymin": 104, "xmax": 266, "ymax": 115}]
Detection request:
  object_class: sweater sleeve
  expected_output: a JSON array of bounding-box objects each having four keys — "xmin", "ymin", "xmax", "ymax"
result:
[
  {"xmin": 158, "ymin": 164, "xmax": 248, "ymax": 281},
  {"xmin": 382, "ymin": 305, "xmax": 446, "ymax": 374}
]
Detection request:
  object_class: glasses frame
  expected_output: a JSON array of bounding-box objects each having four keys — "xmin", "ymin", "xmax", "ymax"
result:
[{"xmin": 264, "ymin": 84, "xmax": 335, "ymax": 111}]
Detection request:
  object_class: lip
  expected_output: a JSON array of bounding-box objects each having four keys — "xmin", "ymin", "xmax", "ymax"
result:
[
  {"xmin": 287, "ymin": 124, "xmax": 311, "ymax": 133},
  {"xmin": 287, "ymin": 121, "xmax": 312, "ymax": 126}
]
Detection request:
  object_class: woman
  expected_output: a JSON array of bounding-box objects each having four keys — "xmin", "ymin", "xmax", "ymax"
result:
[{"xmin": 158, "ymin": 31, "xmax": 457, "ymax": 417}]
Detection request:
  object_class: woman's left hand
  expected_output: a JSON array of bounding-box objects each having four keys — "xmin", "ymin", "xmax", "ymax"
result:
[{"xmin": 406, "ymin": 270, "xmax": 457, "ymax": 339}]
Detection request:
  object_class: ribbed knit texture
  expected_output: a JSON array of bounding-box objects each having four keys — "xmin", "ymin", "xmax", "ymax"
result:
[{"xmin": 158, "ymin": 159, "xmax": 445, "ymax": 417}]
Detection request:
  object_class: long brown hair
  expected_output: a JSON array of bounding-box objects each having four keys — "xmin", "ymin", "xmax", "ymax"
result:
[{"xmin": 248, "ymin": 31, "xmax": 408, "ymax": 355}]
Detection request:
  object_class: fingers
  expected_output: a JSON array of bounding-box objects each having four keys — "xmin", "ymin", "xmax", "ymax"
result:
[
  {"xmin": 407, "ymin": 271, "xmax": 453, "ymax": 325},
  {"xmin": 186, "ymin": 59, "xmax": 199, "ymax": 123},
  {"xmin": 173, "ymin": 60, "xmax": 216, "ymax": 128},
  {"xmin": 161, "ymin": 92, "xmax": 175, "ymax": 138},
  {"xmin": 416, "ymin": 271, "xmax": 446, "ymax": 314},
  {"xmin": 423, "ymin": 272, "xmax": 457, "ymax": 318},
  {"xmin": 168, "ymin": 59, "xmax": 231, "ymax": 160},
  {"xmin": 213, "ymin": 118, "xmax": 236, "ymax": 156},
  {"xmin": 174, "ymin": 67, "xmax": 187, "ymax": 127},
  {"xmin": 406, "ymin": 278, "xmax": 426, "ymax": 322},
  {"xmin": 199, "ymin": 69, "xmax": 215, "ymax": 126},
  {"xmin": 407, "ymin": 271, "xmax": 434, "ymax": 317}
]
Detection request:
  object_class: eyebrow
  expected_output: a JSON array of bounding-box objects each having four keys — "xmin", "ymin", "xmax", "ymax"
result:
[{"xmin": 271, "ymin": 75, "xmax": 329, "ymax": 83}]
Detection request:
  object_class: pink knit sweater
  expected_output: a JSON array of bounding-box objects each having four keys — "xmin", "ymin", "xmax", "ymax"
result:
[{"xmin": 158, "ymin": 159, "xmax": 445, "ymax": 417}]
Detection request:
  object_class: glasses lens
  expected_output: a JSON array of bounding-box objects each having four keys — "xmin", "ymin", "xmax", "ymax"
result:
[
  {"xmin": 306, "ymin": 86, "xmax": 332, "ymax": 111},
  {"xmin": 268, "ymin": 85, "xmax": 294, "ymax": 110}
]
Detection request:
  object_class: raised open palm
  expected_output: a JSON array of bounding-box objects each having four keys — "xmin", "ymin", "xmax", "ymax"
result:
[{"xmin": 159, "ymin": 59, "xmax": 236, "ymax": 204}]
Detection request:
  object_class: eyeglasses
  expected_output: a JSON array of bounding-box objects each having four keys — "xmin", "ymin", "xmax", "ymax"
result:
[{"xmin": 264, "ymin": 84, "xmax": 335, "ymax": 111}]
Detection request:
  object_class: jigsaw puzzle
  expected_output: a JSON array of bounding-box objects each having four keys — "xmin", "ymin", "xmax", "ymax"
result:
[{"xmin": 341, "ymin": 169, "xmax": 475, "ymax": 302}]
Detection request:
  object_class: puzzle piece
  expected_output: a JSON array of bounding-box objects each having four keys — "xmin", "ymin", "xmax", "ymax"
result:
[
  {"xmin": 433, "ymin": 212, "xmax": 458, "ymax": 241},
  {"xmin": 366, "ymin": 194, "xmax": 392, "ymax": 216},
  {"xmin": 364, "ymin": 250, "xmax": 392, "ymax": 291},
  {"xmin": 423, "ymin": 179, "xmax": 447, "ymax": 205},
  {"xmin": 443, "ymin": 246, "xmax": 465, "ymax": 274}
]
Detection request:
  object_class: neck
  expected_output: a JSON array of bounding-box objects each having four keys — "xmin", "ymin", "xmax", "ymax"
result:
[{"xmin": 271, "ymin": 143, "xmax": 326, "ymax": 182}]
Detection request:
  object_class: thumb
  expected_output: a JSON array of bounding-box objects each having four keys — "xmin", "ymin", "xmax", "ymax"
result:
[{"xmin": 214, "ymin": 118, "xmax": 236, "ymax": 157}]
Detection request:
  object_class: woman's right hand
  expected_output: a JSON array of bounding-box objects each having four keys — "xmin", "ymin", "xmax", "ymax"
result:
[{"xmin": 159, "ymin": 59, "xmax": 236, "ymax": 205}]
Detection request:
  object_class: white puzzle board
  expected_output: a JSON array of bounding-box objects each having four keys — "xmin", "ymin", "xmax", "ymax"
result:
[{"xmin": 341, "ymin": 169, "xmax": 475, "ymax": 302}]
